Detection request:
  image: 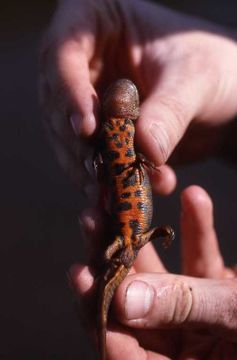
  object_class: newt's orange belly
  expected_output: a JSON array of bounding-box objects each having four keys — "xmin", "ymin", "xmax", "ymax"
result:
[{"xmin": 111, "ymin": 168, "xmax": 152, "ymax": 242}]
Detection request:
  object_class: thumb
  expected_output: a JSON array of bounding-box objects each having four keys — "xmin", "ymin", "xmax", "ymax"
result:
[
  {"xmin": 136, "ymin": 62, "xmax": 209, "ymax": 164},
  {"xmin": 114, "ymin": 273, "xmax": 237, "ymax": 339}
]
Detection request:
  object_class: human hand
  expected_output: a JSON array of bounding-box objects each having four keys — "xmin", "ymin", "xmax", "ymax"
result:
[
  {"xmin": 40, "ymin": 0, "xmax": 237, "ymax": 194},
  {"xmin": 69, "ymin": 185, "xmax": 237, "ymax": 359}
]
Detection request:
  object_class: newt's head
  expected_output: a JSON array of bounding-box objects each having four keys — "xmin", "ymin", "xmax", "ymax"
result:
[{"xmin": 102, "ymin": 79, "xmax": 139, "ymax": 120}]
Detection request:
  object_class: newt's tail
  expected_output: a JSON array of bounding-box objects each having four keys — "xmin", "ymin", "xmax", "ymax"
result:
[{"xmin": 97, "ymin": 264, "xmax": 129, "ymax": 360}]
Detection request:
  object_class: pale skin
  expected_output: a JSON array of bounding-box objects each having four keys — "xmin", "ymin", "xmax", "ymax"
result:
[
  {"xmin": 70, "ymin": 186, "xmax": 237, "ymax": 359},
  {"xmin": 40, "ymin": 0, "xmax": 237, "ymax": 194},
  {"xmin": 40, "ymin": 0, "xmax": 237, "ymax": 358}
]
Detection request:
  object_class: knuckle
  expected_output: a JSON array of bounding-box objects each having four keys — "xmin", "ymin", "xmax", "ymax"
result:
[
  {"xmin": 164, "ymin": 279, "xmax": 193, "ymax": 325},
  {"xmin": 223, "ymin": 279, "xmax": 237, "ymax": 331},
  {"xmin": 154, "ymin": 278, "xmax": 193, "ymax": 326}
]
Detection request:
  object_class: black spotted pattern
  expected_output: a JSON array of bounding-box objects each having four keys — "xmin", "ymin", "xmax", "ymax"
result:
[
  {"xmin": 117, "ymin": 202, "xmax": 132, "ymax": 212},
  {"xmin": 125, "ymin": 119, "xmax": 132, "ymax": 125},
  {"xmin": 135, "ymin": 189, "xmax": 142, "ymax": 197},
  {"xmin": 115, "ymin": 141, "xmax": 123, "ymax": 148},
  {"xmin": 113, "ymin": 163, "xmax": 127, "ymax": 175},
  {"xmin": 121, "ymin": 192, "xmax": 131, "ymax": 199},
  {"xmin": 137, "ymin": 202, "xmax": 148, "ymax": 212},
  {"xmin": 112, "ymin": 133, "xmax": 119, "ymax": 140},
  {"xmin": 129, "ymin": 220, "xmax": 142, "ymax": 237},
  {"xmin": 107, "ymin": 150, "xmax": 120, "ymax": 161},
  {"xmin": 122, "ymin": 172, "xmax": 137, "ymax": 188},
  {"xmin": 119, "ymin": 124, "xmax": 126, "ymax": 131},
  {"xmin": 107, "ymin": 135, "xmax": 114, "ymax": 141},
  {"xmin": 125, "ymin": 148, "xmax": 135, "ymax": 157},
  {"xmin": 104, "ymin": 122, "xmax": 114, "ymax": 131}
]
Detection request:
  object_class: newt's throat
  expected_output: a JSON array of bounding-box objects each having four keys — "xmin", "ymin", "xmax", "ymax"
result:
[{"xmin": 104, "ymin": 118, "xmax": 136, "ymax": 168}]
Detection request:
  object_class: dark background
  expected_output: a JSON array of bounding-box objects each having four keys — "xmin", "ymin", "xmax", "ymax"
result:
[{"xmin": 1, "ymin": 1, "xmax": 237, "ymax": 359}]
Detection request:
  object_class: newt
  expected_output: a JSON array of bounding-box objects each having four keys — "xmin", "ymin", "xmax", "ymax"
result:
[{"xmin": 96, "ymin": 79, "xmax": 174, "ymax": 360}]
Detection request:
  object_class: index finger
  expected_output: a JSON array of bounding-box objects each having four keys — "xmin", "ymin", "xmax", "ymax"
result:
[{"xmin": 134, "ymin": 242, "xmax": 167, "ymax": 273}]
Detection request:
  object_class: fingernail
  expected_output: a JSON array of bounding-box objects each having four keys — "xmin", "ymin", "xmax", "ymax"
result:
[
  {"xmin": 70, "ymin": 113, "xmax": 81, "ymax": 136},
  {"xmin": 125, "ymin": 280, "xmax": 155, "ymax": 320}
]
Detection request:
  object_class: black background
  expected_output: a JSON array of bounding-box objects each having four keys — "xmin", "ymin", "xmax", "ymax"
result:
[{"xmin": 1, "ymin": 1, "xmax": 237, "ymax": 359}]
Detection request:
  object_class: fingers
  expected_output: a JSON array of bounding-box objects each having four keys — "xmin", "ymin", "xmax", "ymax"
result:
[
  {"xmin": 180, "ymin": 185, "xmax": 226, "ymax": 278},
  {"xmin": 114, "ymin": 272, "xmax": 237, "ymax": 340},
  {"xmin": 136, "ymin": 30, "xmax": 237, "ymax": 165},
  {"xmin": 137, "ymin": 63, "xmax": 206, "ymax": 164},
  {"xmin": 40, "ymin": 44, "xmax": 97, "ymax": 188},
  {"xmin": 56, "ymin": 42, "xmax": 98, "ymax": 136},
  {"xmin": 69, "ymin": 264, "xmax": 94, "ymax": 298},
  {"xmin": 39, "ymin": 2, "xmax": 100, "ymax": 189},
  {"xmin": 40, "ymin": 0, "xmax": 100, "ymax": 136},
  {"xmin": 149, "ymin": 165, "xmax": 177, "ymax": 195},
  {"xmin": 41, "ymin": 39, "xmax": 98, "ymax": 136},
  {"xmin": 46, "ymin": 127, "xmax": 89, "ymax": 186},
  {"xmin": 79, "ymin": 208, "xmax": 167, "ymax": 274},
  {"xmin": 134, "ymin": 242, "xmax": 167, "ymax": 274},
  {"xmin": 68, "ymin": 264, "xmax": 97, "ymax": 332},
  {"xmin": 114, "ymin": 274, "xmax": 192, "ymax": 328},
  {"xmin": 79, "ymin": 207, "xmax": 108, "ymax": 265},
  {"xmin": 69, "ymin": 265, "xmax": 163, "ymax": 360}
]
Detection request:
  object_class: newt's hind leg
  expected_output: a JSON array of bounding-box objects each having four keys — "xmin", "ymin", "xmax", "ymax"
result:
[
  {"xmin": 133, "ymin": 225, "xmax": 175, "ymax": 250},
  {"xmin": 104, "ymin": 236, "xmax": 123, "ymax": 262}
]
